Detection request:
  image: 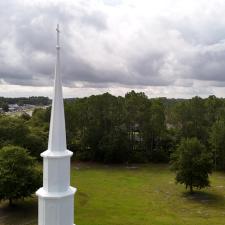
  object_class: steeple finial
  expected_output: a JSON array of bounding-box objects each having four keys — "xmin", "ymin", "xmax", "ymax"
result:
[
  {"xmin": 56, "ymin": 24, "xmax": 60, "ymax": 49},
  {"xmin": 56, "ymin": 24, "xmax": 60, "ymax": 33},
  {"xmin": 47, "ymin": 24, "xmax": 67, "ymax": 153}
]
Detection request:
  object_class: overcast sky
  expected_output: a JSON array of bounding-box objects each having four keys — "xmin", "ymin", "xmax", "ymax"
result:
[{"xmin": 1, "ymin": 0, "xmax": 225, "ymax": 98}]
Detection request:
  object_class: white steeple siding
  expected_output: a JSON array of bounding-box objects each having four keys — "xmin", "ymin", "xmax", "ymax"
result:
[{"xmin": 36, "ymin": 24, "xmax": 76, "ymax": 225}]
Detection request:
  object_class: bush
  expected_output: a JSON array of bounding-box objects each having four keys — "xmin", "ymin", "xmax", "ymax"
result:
[{"xmin": 0, "ymin": 145, "xmax": 42, "ymax": 206}]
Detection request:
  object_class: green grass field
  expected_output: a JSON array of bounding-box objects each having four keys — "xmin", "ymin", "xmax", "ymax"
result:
[{"xmin": 0, "ymin": 163, "xmax": 225, "ymax": 225}]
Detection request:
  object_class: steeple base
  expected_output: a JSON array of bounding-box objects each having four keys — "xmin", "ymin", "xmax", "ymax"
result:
[{"xmin": 36, "ymin": 187, "xmax": 76, "ymax": 225}]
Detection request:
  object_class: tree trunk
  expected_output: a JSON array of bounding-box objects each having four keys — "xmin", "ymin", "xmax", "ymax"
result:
[
  {"xmin": 190, "ymin": 185, "xmax": 194, "ymax": 194},
  {"xmin": 214, "ymin": 149, "xmax": 217, "ymax": 170},
  {"xmin": 9, "ymin": 198, "xmax": 13, "ymax": 207}
]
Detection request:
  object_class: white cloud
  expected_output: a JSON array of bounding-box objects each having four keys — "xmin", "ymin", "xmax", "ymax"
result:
[{"xmin": 1, "ymin": 0, "xmax": 225, "ymax": 97}]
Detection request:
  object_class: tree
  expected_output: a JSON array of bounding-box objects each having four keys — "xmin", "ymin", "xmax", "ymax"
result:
[
  {"xmin": 0, "ymin": 116, "xmax": 29, "ymax": 148},
  {"xmin": 171, "ymin": 138, "xmax": 213, "ymax": 194},
  {"xmin": 24, "ymin": 128, "xmax": 48, "ymax": 160},
  {"xmin": 170, "ymin": 97, "xmax": 208, "ymax": 144},
  {"xmin": 20, "ymin": 112, "xmax": 31, "ymax": 121},
  {"xmin": 125, "ymin": 91, "xmax": 149, "ymax": 159},
  {"xmin": 0, "ymin": 145, "xmax": 42, "ymax": 206},
  {"xmin": 209, "ymin": 119, "xmax": 225, "ymax": 170},
  {"xmin": 142, "ymin": 99, "xmax": 167, "ymax": 162},
  {"xmin": 2, "ymin": 103, "xmax": 9, "ymax": 112},
  {"xmin": 204, "ymin": 95, "xmax": 224, "ymax": 125},
  {"xmin": 29, "ymin": 107, "xmax": 50, "ymax": 131},
  {"xmin": 98, "ymin": 126, "xmax": 129, "ymax": 163}
]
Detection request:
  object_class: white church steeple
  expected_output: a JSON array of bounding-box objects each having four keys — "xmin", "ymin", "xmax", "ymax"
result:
[
  {"xmin": 36, "ymin": 25, "xmax": 76, "ymax": 225},
  {"xmin": 48, "ymin": 24, "xmax": 67, "ymax": 152}
]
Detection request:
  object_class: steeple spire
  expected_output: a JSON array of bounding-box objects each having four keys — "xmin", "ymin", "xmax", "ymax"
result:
[
  {"xmin": 36, "ymin": 25, "xmax": 76, "ymax": 225},
  {"xmin": 56, "ymin": 24, "xmax": 60, "ymax": 47},
  {"xmin": 48, "ymin": 24, "xmax": 67, "ymax": 152}
]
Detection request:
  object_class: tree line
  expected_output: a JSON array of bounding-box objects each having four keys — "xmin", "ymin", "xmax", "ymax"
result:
[
  {"xmin": 64, "ymin": 92, "xmax": 225, "ymax": 170},
  {"xmin": 0, "ymin": 91, "xmax": 224, "ymax": 168}
]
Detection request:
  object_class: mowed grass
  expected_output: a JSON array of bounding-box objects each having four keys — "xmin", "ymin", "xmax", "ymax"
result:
[{"xmin": 1, "ymin": 163, "xmax": 225, "ymax": 225}]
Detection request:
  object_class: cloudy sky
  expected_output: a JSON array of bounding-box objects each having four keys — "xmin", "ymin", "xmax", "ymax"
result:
[{"xmin": 1, "ymin": 0, "xmax": 225, "ymax": 98}]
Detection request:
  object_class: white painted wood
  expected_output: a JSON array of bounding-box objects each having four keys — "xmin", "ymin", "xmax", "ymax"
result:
[
  {"xmin": 43, "ymin": 156, "xmax": 70, "ymax": 192},
  {"xmin": 36, "ymin": 24, "xmax": 76, "ymax": 225}
]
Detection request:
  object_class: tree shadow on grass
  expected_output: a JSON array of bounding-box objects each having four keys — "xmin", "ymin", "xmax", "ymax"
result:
[
  {"xmin": 182, "ymin": 191, "xmax": 225, "ymax": 207},
  {"xmin": 0, "ymin": 197, "xmax": 37, "ymax": 225},
  {"xmin": 77, "ymin": 191, "xmax": 89, "ymax": 206}
]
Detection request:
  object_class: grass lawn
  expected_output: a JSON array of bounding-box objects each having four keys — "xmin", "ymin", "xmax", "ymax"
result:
[{"xmin": 0, "ymin": 163, "xmax": 225, "ymax": 225}]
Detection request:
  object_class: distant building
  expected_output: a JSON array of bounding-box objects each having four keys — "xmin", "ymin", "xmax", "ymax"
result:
[
  {"xmin": 8, "ymin": 104, "xmax": 20, "ymax": 111},
  {"xmin": 23, "ymin": 104, "xmax": 35, "ymax": 109}
]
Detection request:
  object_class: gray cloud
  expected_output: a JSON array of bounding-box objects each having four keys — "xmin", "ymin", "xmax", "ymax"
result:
[
  {"xmin": 1, "ymin": 0, "xmax": 225, "ymax": 98},
  {"xmin": 80, "ymin": 11, "xmax": 108, "ymax": 31}
]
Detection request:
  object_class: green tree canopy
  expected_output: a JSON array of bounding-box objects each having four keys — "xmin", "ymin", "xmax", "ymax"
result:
[
  {"xmin": 209, "ymin": 119, "xmax": 225, "ymax": 170},
  {"xmin": 0, "ymin": 116, "xmax": 29, "ymax": 148},
  {"xmin": 171, "ymin": 138, "xmax": 213, "ymax": 193},
  {"xmin": 0, "ymin": 145, "xmax": 42, "ymax": 206}
]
